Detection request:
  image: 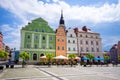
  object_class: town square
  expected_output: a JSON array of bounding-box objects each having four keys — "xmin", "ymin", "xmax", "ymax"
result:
[{"xmin": 0, "ymin": 0, "xmax": 120, "ymax": 80}]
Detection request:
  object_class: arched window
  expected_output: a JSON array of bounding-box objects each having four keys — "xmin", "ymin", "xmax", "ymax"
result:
[
  {"xmin": 33, "ymin": 53, "xmax": 37, "ymax": 60},
  {"xmin": 40, "ymin": 53, "xmax": 44, "ymax": 57}
]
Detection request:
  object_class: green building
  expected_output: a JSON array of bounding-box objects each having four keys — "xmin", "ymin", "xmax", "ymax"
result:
[{"xmin": 20, "ymin": 18, "xmax": 56, "ymax": 62}]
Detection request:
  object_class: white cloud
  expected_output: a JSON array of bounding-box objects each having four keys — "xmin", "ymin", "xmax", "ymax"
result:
[
  {"xmin": 0, "ymin": 0, "xmax": 120, "ymax": 25},
  {"xmin": 1, "ymin": 24, "xmax": 22, "ymax": 50}
]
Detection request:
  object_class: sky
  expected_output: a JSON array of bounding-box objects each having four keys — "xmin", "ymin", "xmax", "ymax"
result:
[{"xmin": 0, "ymin": 0, "xmax": 120, "ymax": 51}]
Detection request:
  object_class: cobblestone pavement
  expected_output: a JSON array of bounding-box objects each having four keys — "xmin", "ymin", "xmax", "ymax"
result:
[{"xmin": 0, "ymin": 65, "xmax": 120, "ymax": 80}]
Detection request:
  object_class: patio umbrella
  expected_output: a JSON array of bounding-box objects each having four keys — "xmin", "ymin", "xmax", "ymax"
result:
[
  {"xmin": 40, "ymin": 56, "xmax": 46, "ymax": 59},
  {"xmin": 83, "ymin": 57, "xmax": 89, "ymax": 60},
  {"xmin": 54, "ymin": 55, "xmax": 68, "ymax": 59},
  {"xmin": 75, "ymin": 57, "xmax": 80, "ymax": 60},
  {"xmin": 94, "ymin": 57, "xmax": 99, "ymax": 60}
]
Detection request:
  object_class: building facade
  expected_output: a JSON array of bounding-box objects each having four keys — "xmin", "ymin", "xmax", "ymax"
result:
[
  {"xmin": 74, "ymin": 26, "xmax": 102, "ymax": 57},
  {"xmin": 20, "ymin": 18, "xmax": 56, "ymax": 62},
  {"xmin": 110, "ymin": 41, "xmax": 120, "ymax": 63},
  {"xmin": 66, "ymin": 28, "xmax": 77, "ymax": 55},
  {"xmin": 56, "ymin": 11, "xmax": 67, "ymax": 56},
  {"xmin": 0, "ymin": 32, "xmax": 3, "ymax": 50}
]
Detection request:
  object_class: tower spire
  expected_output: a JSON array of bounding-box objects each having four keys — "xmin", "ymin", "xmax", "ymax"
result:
[{"xmin": 59, "ymin": 10, "xmax": 65, "ymax": 25}]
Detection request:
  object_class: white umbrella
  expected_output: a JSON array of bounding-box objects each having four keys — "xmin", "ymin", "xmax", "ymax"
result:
[
  {"xmin": 75, "ymin": 57, "xmax": 80, "ymax": 60},
  {"xmin": 54, "ymin": 55, "xmax": 68, "ymax": 59},
  {"xmin": 40, "ymin": 56, "xmax": 46, "ymax": 59}
]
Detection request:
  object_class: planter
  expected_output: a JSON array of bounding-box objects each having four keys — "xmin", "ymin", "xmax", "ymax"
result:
[
  {"xmin": 10, "ymin": 65, "xmax": 14, "ymax": 68},
  {"xmin": 6, "ymin": 64, "xmax": 9, "ymax": 68},
  {"xmin": 0, "ymin": 65, "xmax": 4, "ymax": 70}
]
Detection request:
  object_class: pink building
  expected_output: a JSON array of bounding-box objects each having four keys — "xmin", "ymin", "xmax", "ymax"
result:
[
  {"xmin": 117, "ymin": 41, "xmax": 120, "ymax": 55},
  {"xmin": 0, "ymin": 32, "xmax": 3, "ymax": 50}
]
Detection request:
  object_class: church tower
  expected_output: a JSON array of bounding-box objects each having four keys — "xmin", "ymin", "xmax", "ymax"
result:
[{"xmin": 56, "ymin": 10, "xmax": 67, "ymax": 56}]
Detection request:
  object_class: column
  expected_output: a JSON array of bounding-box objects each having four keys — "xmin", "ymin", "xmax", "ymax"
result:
[
  {"xmin": 39, "ymin": 35, "xmax": 41, "ymax": 48},
  {"xmin": 46, "ymin": 35, "xmax": 49, "ymax": 48},
  {"xmin": 31, "ymin": 33, "xmax": 34, "ymax": 48}
]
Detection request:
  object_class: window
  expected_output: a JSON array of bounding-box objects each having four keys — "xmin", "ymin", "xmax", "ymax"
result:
[
  {"xmin": 42, "ymin": 45, "xmax": 45, "ymax": 49},
  {"xmin": 86, "ymin": 47, "xmax": 89, "ymax": 52},
  {"xmin": 42, "ymin": 36, "xmax": 45, "ymax": 40},
  {"xmin": 80, "ymin": 34, "xmax": 82, "ymax": 37},
  {"xmin": 27, "ymin": 35, "xmax": 30, "ymax": 39},
  {"xmin": 73, "ymin": 40, "xmax": 75, "ymax": 43},
  {"xmin": 91, "ymin": 36, "xmax": 93, "ymax": 38},
  {"xmin": 91, "ymin": 47, "xmax": 94, "ymax": 52},
  {"xmin": 33, "ymin": 53, "xmax": 37, "ymax": 60},
  {"xmin": 96, "ymin": 41, "xmax": 99, "ymax": 45},
  {"xmin": 68, "ymin": 40, "xmax": 70, "ymax": 43},
  {"xmin": 62, "ymin": 39, "xmax": 64, "ymax": 42},
  {"xmin": 80, "ymin": 47, "xmax": 83, "ymax": 51},
  {"xmin": 42, "ymin": 29, "xmax": 45, "ymax": 32},
  {"xmin": 49, "ymin": 46, "xmax": 52, "ymax": 49},
  {"xmin": 35, "ymin": 35, "xmax": 39, "ymax": 40},
  {"xmin": 86, "ymin": 41, "xmax": 88, "ymax": 45},
  {"xmin": 70, "ymin": 34, "xmax": 72, "ymax": 37},
  {"xmin": 91, "ymin": 41, "xmax": 93, "ymax": 45},
  {"xmin": 58, "ymin": 39, "xmax": 60, "ymax": 42},
  {"xmin": 58, "ymin": 46, "xmax": 60, "ymax": 50},
  {"xmin": 96, "ymin": 36, "xmax": 98, "ymax": 39},
  {"xmin": 73, "ymin": 48, "xmax": 75, "ymax": 51},
  {"xmin": 97, "ymin": 48, "xmax": 99, "ymax": 52},
  {"xmin": 27, "ymin": 44, "xmax": 30, "ymax": 48},
  {"xmin": 35, "ymin": 44, "xmax": 38, "ymax": 49},
  {"xmin": 86, "ymin": 35, "xmax": 88, "ymax": 38},
  {"xmin": 50, "ymin": 36, "xmax": 52, "ymax": 40},
  {"xmin": 80, "ymin": 40, "xmax": 82, "ymax": 44},
  {"xmin": 35, "ymin": 28, "xmax": 39, "ymax": 32},
  {"xmin": 62, "ymin": 46, "xmax": 64, "ymax": 50},
  {"xmin": 68, "ymin": 47, "xmax": 71, "ymax": 51}
]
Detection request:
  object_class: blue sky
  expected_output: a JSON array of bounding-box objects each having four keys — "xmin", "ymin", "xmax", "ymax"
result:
[{"xmin": 0, "ymin": 0, "xmax": 120, "ymax": 51}]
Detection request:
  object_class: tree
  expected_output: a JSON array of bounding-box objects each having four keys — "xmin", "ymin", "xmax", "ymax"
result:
[
  {"xmin": 0, "ymin": 50, "xmax": 9, "ymax": 70},
  {"xmin": 86, "ymin": 54, "xmax": 94, "ymax": 66},
  {"xmin": 46, "ymin": 53, "xmax": 54, "ymax": 67},
  {"xmin": 19, "ymin": 51, "xmax": 29, "ymax": 68},
  {"xmin": 0, "ymin": 50, "xmax": 9, "ymax": 60},
  {"xmin": 104, "ymin": 55, "xmax": 110, "ymax": 66},
  {"xmin": 68, "ymin": 54, "xmax": 76, "ymax": 67},
  {"xmin": 118, "ymin": 55, "xmax": 120, "ymax": 62}
]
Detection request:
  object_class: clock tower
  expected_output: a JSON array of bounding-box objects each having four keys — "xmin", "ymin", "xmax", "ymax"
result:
[{"xmin": 56, "ymin": 10, "xmax": 66, "ymax": 56}]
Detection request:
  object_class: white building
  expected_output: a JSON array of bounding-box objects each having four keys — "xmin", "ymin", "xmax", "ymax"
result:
[{"xmin": 66, "ymin": 28, "xmax": 77, "ymax": 55}]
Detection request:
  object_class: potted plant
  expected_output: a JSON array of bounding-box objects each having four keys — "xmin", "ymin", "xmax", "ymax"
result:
[
  {"xmin": 68, "ymin": 54, "xmax": 76, "ymax": 67},
  {"xmin": 19, "ymin": 51, "xmax": 29, "ymax": 68},
  {"xmin": 0, "ymin": 50, "xmax": 8, "ymax": 70},
  {"xmin": 104, "ymin": 55, "xmax": 110, "ymax": 67},
  {"xmin": 86, "ymin": 54, "xmax": 94, "ymax": 67}
]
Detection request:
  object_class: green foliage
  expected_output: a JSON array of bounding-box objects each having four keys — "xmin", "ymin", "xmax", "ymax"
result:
[
  {"xmin": 46, "ymin": 53, "xmax": 54, "ymax": 60},
  {"xmin": 68, "ymin": 54, "xmax": 76, "ymax": 59},
  {"xmin": 19, "ymin": 52, "xmax": 29, "ymax": 60},
  {"xmin": 0, "ymin": 50, "xmax": 9, "ymax": 58},
  {"xmin": 104, "ymin": 55, "xmax": 110, "ymax": 60},
  {"xmin": 118, "ymin": 55, "xmax": 120, "ymax": 61},
  {"xmin": 86, "ymin": 54, "xmax": 94, "ymax": 60}
]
